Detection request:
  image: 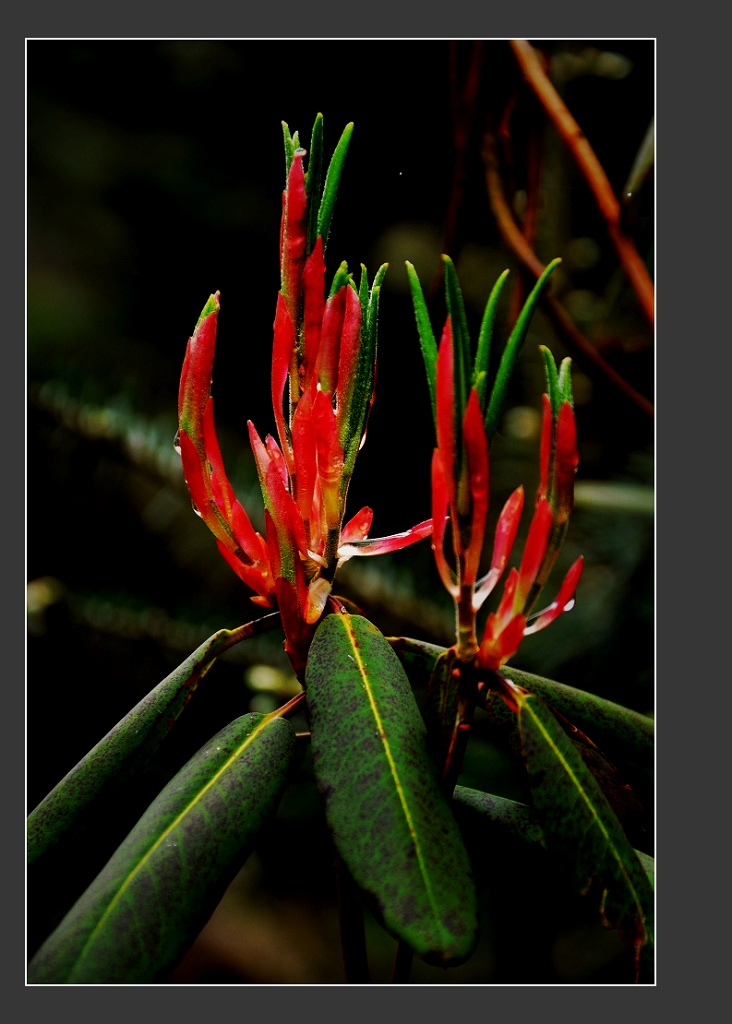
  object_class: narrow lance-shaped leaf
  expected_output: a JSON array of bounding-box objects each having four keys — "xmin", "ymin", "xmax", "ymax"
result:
[
  {"xmin": 317, "ymin": 121, "xmax": 354, "ymax": 250},
  {"xmin": 473, "ymin": 267, "xmax": 510, "ymax": 413},
  {"xmin": 27, "ymin": 615, "xmax": 280, "ymax": 865},
  {"xmin": 485, "ymin": 257, "xmax": 562, "ymax": 440},
  {"xmin": 28, "ymin": 712, "xmax": 298, "ymax": 984},
  {"xmin": 305, "ymin": 614, "xmax": 478, "ymax": 965},
  {"xmin": 405, "ymin": 260, "xmax": 438, "ymax": 424},
  {"xmin": 512, "ymin": 686, "xmax": 654, "ymax": 978},
  {"xmin": 443, "ymin": 255, "xmax": 472, "ymax": 453},
  {"xmin": 305, "ymin": 112, "xmax": 324, "ymax": 252}
]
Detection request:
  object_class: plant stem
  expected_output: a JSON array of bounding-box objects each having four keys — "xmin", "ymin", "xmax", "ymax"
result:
[
  {"xmin": 508, "ymin": 39, "xmax": 655, "ymax": 329},
  {"xmin": 482, "ymin": 127, "xmax": 654, "ymax": 418}
]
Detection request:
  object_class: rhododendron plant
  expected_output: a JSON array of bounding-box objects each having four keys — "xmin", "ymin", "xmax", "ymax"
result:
[{"xmin": 28, "ymin": 115, "xmax": 654, "ymax": 987}]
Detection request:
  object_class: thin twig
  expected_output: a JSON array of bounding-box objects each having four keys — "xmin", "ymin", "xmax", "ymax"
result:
[
  {"xmin": 482, "ymin": 127, "xmax": 654, "ymax": 418},
  {"xmin": 508, "ymin": 39, "xmax": 654, "ymax": 329}
]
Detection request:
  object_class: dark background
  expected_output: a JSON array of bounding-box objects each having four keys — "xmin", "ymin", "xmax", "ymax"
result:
[{"xmin": 27, "ymin": 40, "xmax": 654, "ymax": 983}]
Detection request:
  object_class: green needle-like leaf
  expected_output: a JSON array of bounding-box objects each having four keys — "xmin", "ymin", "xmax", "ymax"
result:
[
  {"xmin": 306, "ymin": 113, "xmax": 324, "ymax": 252},
  {"xmin": 514, "ymin": 689, "xmax": 654, "ymax": 977},
  {"xmin": 473, "ymin": 268, "xmax": 510, "ymax": 412},
  {"xmin": 317, "ymin": 121, "xmax": 354, "ymax": 250},
  {"xmin": 28, "ymin": 712, "xmax": 297, "ymax": 984},
  {"xmin": 27, "ymin": 615, "xmax": 280, "ymax": 865},
  {"xmin": 405, "ymin": 261, "xmax": 438, "ymax": 424},
  {"xmin": 443, "ymin": 255, "xmax": 472, "ymax": 436},
  {"xmin": 305, "ymin": 614, "xmax": 478, "ymax": 965},
  {"xmin": 485, "ymin": 257, "xmax": 562, "ymax": 440}
]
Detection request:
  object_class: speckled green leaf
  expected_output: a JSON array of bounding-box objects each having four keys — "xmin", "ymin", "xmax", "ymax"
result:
[
  {"xmin": 28, "ymin": 712, "xmax": 297, "ymax": 984},
  {"xmin": 514, "ymin": 689, "xmax": 654, "ymax": 978},
  {"xmin": 27, "ymin": 617, "xmax": 279, "ymax": 865},
  {"xmin": 388, "ymin": 638, "xmax": 653, "ymax": 782},
  {"xmin": 501, "ymin": 664, "xmax": 653, "ymax": 783},
  {"xmin": 453, "ymin": 786, "xmax": 654, "ymax": 887},
  {"xmin": 306, "ymin": 614, "xmax": 478, "ymax": 965}
]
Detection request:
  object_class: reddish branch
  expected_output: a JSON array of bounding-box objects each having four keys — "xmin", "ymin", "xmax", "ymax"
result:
[
  {"xmin": 482, "ymin": 127, "xmax": 654, "ymax": 418},
  {"xmin": 508, "ymin": 39, "xmax": 655, "ymax": 330}
]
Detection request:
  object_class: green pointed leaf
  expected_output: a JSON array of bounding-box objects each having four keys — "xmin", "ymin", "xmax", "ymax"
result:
[
  {"xmin": 27, "ymin": 616, "xmax": 280, "ymax": 865},
  {"xmin": 453, "ymin": 786, "xmax": 654, "ymax": 885},
  {"xmin": 539, "ymin": 344, "xmax": 561, "ymax": 415},
  {"xmin": 28, "ymin": 712, "xmax": 297, "ymax": 984},
  {"xmin": 443, "ymin": 255, "xmax": 472, "ymax": 435},
  {"xmin": 305, "ymin": 614, "xmax": 478, "ymax": 965},
  {"xmin": 282, "ymin": 121, "xmax": 298, "ymax": 175},
  {"xmin": 453, "ymin": 787, "xmax": 545, "ymax": 847},
  {"xmin": 341, "ymin": 263, "xmax": 387, "ymax": 478},
  {"xmin": 306, "ymin": 113, "xmax": 324, "ymax": 252},
  {"xmin": 473, "ymin": 268, "xmax": 510, "ymax": 412},
  {"xmin": 405, "ymin": 261, "xmax": 438, "ymax": 424},
  {"xmin": 500, "ymin": 664, "xmax": 653, "ymax": 782},
  {"xmin": 485, "ymin": 257, "xmax": 562, "ymax": 440},
  {"xmin": 513, "ymin": 688, "xmax": 654, "ymax": 975},
  {"xmin": 317, "ymin": 121, "xmax": 354, "ymax": 250}
]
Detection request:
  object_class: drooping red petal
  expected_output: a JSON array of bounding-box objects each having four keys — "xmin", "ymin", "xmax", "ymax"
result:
[
  {"xmin": 460, "ymin": 388, "xmax": 489, "ymax": 586},
  {"xmin": 523, "ymin": 555, "xmax": 584, "ymax": 634},
  {"xmin": 431, "ymin": 447, "xmax": 458, "ymax": 597},
  {"xmin": 178, "ymin": 429, "xmax": 231, "ymax": 549},
  {"xmin": 478, "ymin": 612, "xmax": 527, "ymax": 670},
  {"xmin": 230, "ymin": 499, "xmax": 269, "ymax": 566},
  {"xmin": 203, "ymin": 398, "xmax": 237, "ymax": 523},
  {"xmin": 337, "ymin": 519, "xmax": 433, "ymax": 562},
  {"xmin": 340, "ymin": 506, "xmax": 374, "ymax": 543},
  {"xmin": 473, "ymin": 486, "xmax": 524, "ymax": 611},
  {"xmin": 216, "ymin": 539, "xmax": 274, "ymax": 604},
  {"xmin": 516, "ymin": 498, "xmax": 553, "ymax": 610}
]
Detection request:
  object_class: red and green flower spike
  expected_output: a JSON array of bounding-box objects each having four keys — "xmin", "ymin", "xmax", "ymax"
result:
[
  {"xmin": 527, "ymin": 346, "xmax": 580, "ymax": 609},
  {"xmin": 177, "ymin": 293, "xmax": 275, "ymax": 607}
]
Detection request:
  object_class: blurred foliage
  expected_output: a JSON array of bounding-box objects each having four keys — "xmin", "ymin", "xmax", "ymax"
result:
[{"xmin": 27, "ymin": 39, "xmax": 654, "ymax": 983}]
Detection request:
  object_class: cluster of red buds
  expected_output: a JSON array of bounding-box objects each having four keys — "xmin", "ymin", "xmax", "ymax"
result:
[
  {"xmin": 177, "ymin": 119, "xmax": 432, "ymax": 674},
  {"xmin": 409, "ymin": 256, "xmax": 583, "ymax": 673}
]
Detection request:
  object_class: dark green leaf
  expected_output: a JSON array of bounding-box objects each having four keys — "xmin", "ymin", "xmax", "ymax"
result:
[
  {"xmin": 405, "ymin": 261, "xmax": 438, "ymax": 424},
  {"xmin": 485, "ymin": 257, "xmax": 562, "ymax": 440},
  {"xmin": 305, "ymin": 614, "xmax": 478, "ymax": 965},
  {"xmin": 514, "ymin": 688, "xmax": 653, "ymax": 976},
  {"xmin": 453, "ymin": 786, "xmax": 544, "ymax": 847},
  {"xmin": 28, "ymin": 712, "xmax": 297, "ymax": 984},
  {"xmin": 27, "ymin": 616, "xmax": 280, "ymax": 865},
  {"xmin": 501, "ymin": 664, "xmax": 653, "ymax": 782}
]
